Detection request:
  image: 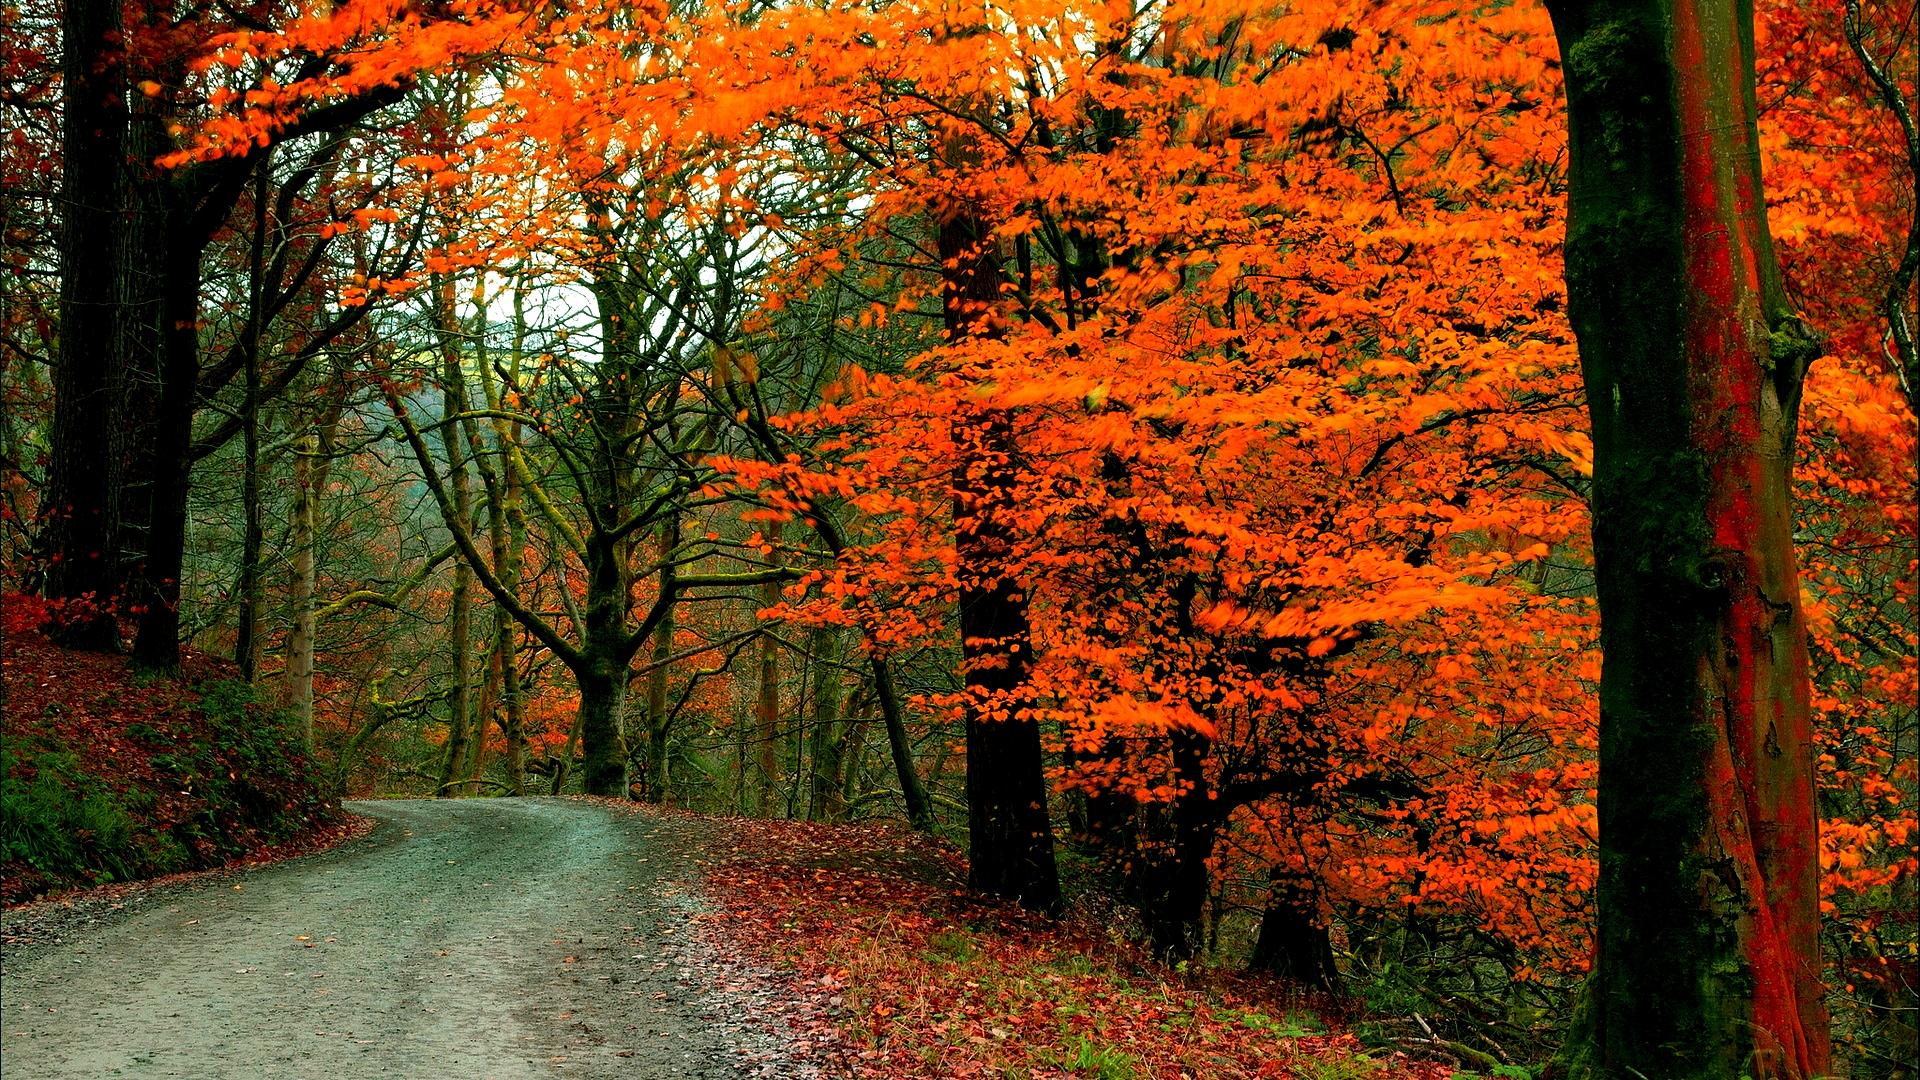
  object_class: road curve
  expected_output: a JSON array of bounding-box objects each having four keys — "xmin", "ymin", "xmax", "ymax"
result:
[{"xmin": 1, "ymin": 798, "xmax": 777, "ymax": 1079}]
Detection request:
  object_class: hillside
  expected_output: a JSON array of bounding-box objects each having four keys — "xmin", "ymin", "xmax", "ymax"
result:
[{"xmin": 2, "ymin": 598, "xmax": 340, "ymax": 904}]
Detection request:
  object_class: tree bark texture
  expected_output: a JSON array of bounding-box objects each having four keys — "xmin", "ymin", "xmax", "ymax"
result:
[
  {"xmin": 1546, "ymin": 0, "xmax": 1829, "ymax": 1073},
  {"xmin": 754, "ymin": 530, "xmax": 783, "ymax": 815},
  {"xmin": 43, "ymin": 0, "xmax": 129, "ymax": 649},
  {"xmin": 130, "ymin": 234, "xmax": 206, "ymax": 670},
  {"xmin": 234, "ymin": 163, "xmax": 268, "ymax": 682},
  {"xmin": 806, "ymin": 624, "xmax": 850, "ymax": 822},
  {"xmin": 434, "ymin": 282, "xmax": 474, "ymax": 796},
  {"xmin": 641, "ymin": 520, "xmax": 678, "ymax": 803}
]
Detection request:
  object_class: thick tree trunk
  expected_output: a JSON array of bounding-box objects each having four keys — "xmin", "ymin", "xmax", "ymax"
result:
[
  {"xmin": 1137, "ymin": 730, "xmax": 1216, "ymax": 960},
  {"xmin": 1546, "ymin": 0, "xmax": 1829, "ymax": 1074},
  {"xmin": 939, "ymin": 133, "xmax": 1059, "ymax": 911},
  {"xmin": 42, "ymin": 0, "xmax": 129, "ymax": 649},
  {"xmin": 576, "ymin": 586, "xmax": 630, "ymax": 796},
  {"xmin": 577, "ymin": 653, "xmax": 628, "ymax": 797},
  {"xmin": 1249, "ymin": 869, "xmax": 1339, "ymax": 991}
]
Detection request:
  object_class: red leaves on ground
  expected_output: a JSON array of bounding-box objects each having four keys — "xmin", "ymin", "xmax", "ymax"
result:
[
  {"xmin": 1, "ymin": 615, "xmax": 345, "ymax": 904},
  {"xmin": 688, "ymin": 814, "xmax": 1453, "ymax": 1079}
]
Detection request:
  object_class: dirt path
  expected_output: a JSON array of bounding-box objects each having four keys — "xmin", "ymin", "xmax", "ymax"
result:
[{"xmin": 0, "ymin": 798, "xmax": 804, "ymax": 1079}]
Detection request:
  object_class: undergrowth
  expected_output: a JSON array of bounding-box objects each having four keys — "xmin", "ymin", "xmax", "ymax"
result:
[
  {"xmin": 691, "ymin": 814, "xmax": 1452, "ymax": 1079},
  {"xmin": 1, "ymin": 627, "xmax": 336, "ymax": 902}
]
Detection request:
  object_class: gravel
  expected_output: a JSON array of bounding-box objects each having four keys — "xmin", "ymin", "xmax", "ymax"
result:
[{"xmin": 0, "ymin": 797, "xmax": 825, "ymax": 1079}]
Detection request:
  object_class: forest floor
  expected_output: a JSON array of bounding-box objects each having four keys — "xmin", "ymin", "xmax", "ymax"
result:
[
  {"xmin": 670, "ymin": 805, "xmax": 1453, "ymax": 1080},
  {"xmin": 0, "ymin": 798, "xmax": 826, "ymax": 1079},
  {"xmin": 1, "ymin": 619, "xmax": 339, "ymax": 903}
]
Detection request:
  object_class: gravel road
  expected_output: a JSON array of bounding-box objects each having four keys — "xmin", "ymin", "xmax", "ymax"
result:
[{"xmin": 0, "ymin": 798, "xmax": 804, "ymax": 1079}]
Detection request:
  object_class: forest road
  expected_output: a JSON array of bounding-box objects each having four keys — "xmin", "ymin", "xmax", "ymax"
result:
[{"xmin": 0, "ymin": 797, "xmax": 785, "ymax": 1079}]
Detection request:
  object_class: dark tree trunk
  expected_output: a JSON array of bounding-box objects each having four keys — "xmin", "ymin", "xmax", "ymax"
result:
[
  {"xmin": 576, "ymin": 653, "xmax": 627, "ymax": 798},
  {"xmin": 234, "ymin": 163, "xmax": 268, "ymax": 681},
  {"xmin": 873, "ymin": 651, "xmax": 935, "ymax": 833},
  {"xmin": 130, "ymin": 238, "xmax": 203, "ymax": 671},
  {"xmin": 1137, "ymin": 730, "xmax": 1216, "ymax": 960},
  {"xmin": 942, "ymin": 184, "xmax": 1059, "ymax": 914},
  {"xmin": 640, "ymin": 520, "xmax": 677, "ymax": 804},
  {"xmin": 1250, "ymin": 869, "xmax": 1339, "ymax": 991},
  {"xmin": 43, "ymin": 0, "xmax": 129, "ymax": 649},
  {"xmin": 1546, "ymin": 0, "xmax": 1830, "ymax": 1074}
]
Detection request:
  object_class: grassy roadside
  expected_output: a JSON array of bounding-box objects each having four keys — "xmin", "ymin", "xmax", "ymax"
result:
[
  {"xmin": 1, "ymin": 613, "xmax": 338, "ymax": 904},
  {"xmin": 685, "ymin": 813, "xmax": 1458, "ymax": 1080}
]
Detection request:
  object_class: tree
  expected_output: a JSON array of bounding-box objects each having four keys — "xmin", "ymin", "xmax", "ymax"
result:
[
  {"xmin": 40, "ymin": 0, "xmax": 129, "ymax": 649},
  {"xmin": 1545, "ymin": 0, "xmax": 1831, "ymax": 1073}
]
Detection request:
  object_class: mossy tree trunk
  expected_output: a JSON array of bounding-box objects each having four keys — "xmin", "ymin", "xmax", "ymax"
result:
[
  {"xmin": 754, "ymin": 528, "xmax": 783, "ymax": 815},
  {"xmin": 433, "ymin": 278, "xmax": 474, "ymax": 797},
  {"xmin": 805, "ymin": 624, "xmax": 850, "ymax": 822},
  {"xmin": 1545, "ymin": 0, "xmax": 1829, "ymax": 1074}
]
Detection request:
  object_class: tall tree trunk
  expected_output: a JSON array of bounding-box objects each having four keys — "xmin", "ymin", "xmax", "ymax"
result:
[
  {"xmin": 283, "ymin": 387, "xmax": 342, "ymax": 746},
  {"xmin": 806, "ymin": 624, "xmax": 849, "ymax": 822},
  {"xmin": 475, "ymin": 309, "xmax": 529, "ymax": 795},
  {"xmin": 1546, "ymin": 0, "xmax": 1829, "ymax": 1074},
  {"xmin": 234, "ymin": 163, "xmax": 268, "ymax": 681},
  {"xmin": 491, "ymin": 468, "xmax": 529, "ymax": 796},
  {"xmin": 641, "ymin": 616, "xmax": 674, "ymax": 803},
  {"xmin": 42, "ymin": 0, "xmax": 128, "ymax": 649},
  {"xmin": 940, "ymin": 185, "xmax": 1059, "ymax": 913},
  {"xmin": 283, "ymin": 390, "xmax": 342, "ymax": 747},
  {"xmin": 434, "ymin": 283, "xmax": 473, "ymax": 797},
  {"xmin": 638, "ymin": 519, "xmax": 678, "ymax": 803},
  {"xmin": 1137, "ymin": 730, "xmax": 1216, "ymax": 960},
  {"xmin": 753, "ymin": 530, "xmax": 783, "ymax": 815},
  {"xmin": 130, "ymin": 238, "xmax": 204, "ymax": 671},
  {"xmin": 286, "ymin": 434, "xmax": 319, "ymax": 742}
]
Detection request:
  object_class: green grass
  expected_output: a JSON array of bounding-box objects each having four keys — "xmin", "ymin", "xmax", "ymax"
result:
[
  {"xmin": 3, "ymin": 677, "xmax": 328, "ymax": 898},
  {"xmin": 925, "ymin": 928, "xmax": 982, "ymax": 963},
  {"xmin": 1295, "ymin": 1056, "xmax": 1381, "ymax": 1080},
  {"xmin": 1, "ymin": 744, "xmax": 142, "ymax": 885},
  {"xmin": 1218, "ymin": 1005, "xmax": 1326, "ymax": 1037},
  {"xmin": 1047, "ymin": 1033, "xmax": 1144, "ymax": 1079}
]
